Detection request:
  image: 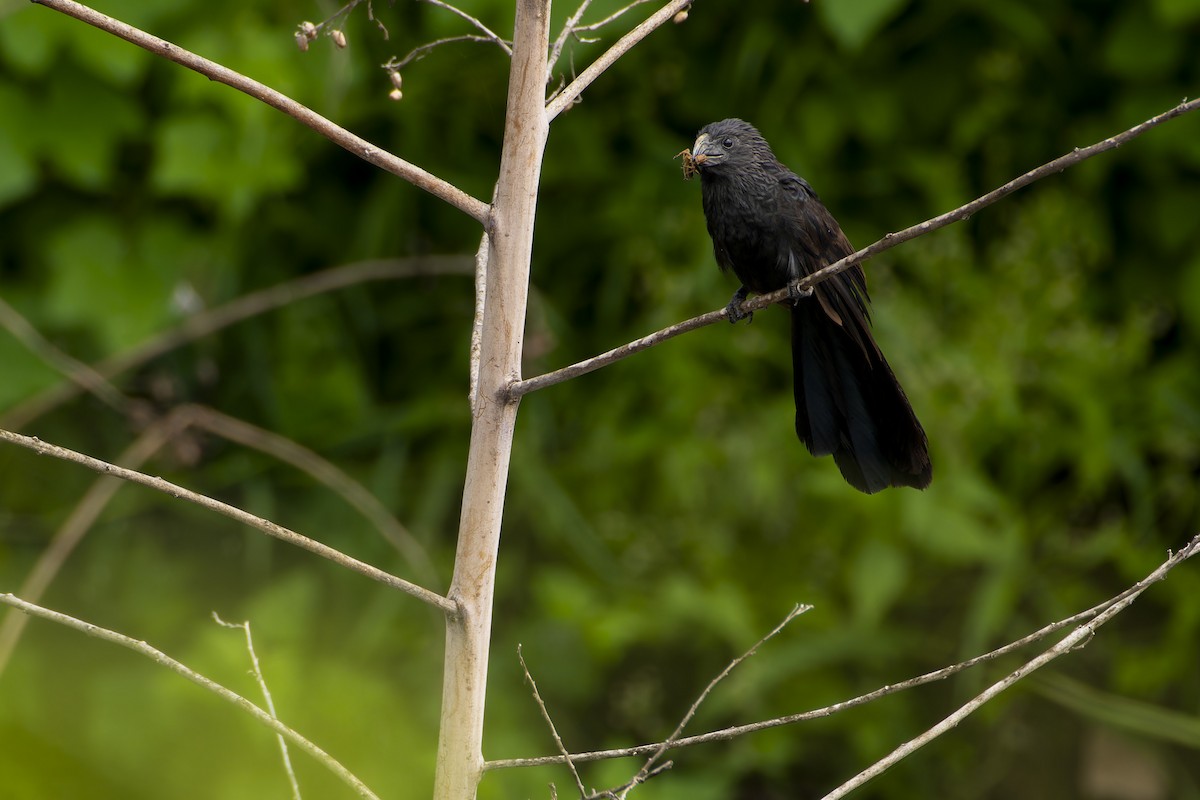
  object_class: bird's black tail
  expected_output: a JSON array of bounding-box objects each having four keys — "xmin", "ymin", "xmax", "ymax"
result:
[{"xmin": 791, "ymin": 305, "xmax": 932, "ymax": 493}]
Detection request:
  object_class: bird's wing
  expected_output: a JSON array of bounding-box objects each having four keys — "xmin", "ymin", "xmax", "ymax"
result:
[{"xmin": 777, "ymin": 174, "xmax": 880, "ymax": 361}]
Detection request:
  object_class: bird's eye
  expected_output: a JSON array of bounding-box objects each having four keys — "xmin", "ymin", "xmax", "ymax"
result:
[{"xmin": 722, "ymin": 137, "xmax": 734, "ymax": 148}]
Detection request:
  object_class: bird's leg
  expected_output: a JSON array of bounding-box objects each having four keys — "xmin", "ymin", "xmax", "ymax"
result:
[
  {"xmin": 726, "ymin": 286, "xmax": 753, "ymax": 324},
  {"xmin": 787, "ymin": 280, "xmax": 814, "ymax": 305}
]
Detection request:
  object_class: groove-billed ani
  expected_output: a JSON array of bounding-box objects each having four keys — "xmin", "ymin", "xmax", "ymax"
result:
[{"xmin": 688, "ymin": 118, "xmax": 931, "ymax": 493}]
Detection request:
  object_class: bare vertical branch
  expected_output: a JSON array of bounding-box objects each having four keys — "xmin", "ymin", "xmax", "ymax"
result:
[{"xmin": 433, "ymin": 0, "xmax": 553, "ymax": 797}]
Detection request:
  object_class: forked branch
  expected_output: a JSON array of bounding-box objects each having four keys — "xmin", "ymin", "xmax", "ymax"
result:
[
  {"xmin": 486, "ymin": 534, "xmax": 1200, "ymax": 772},
  {"xmin": 620, "ymin": 604, "xmax": 811, "ymax": 793},
  {"xmin": 547, "ymin": 0, "xmax": 656, "ymax": 84},
  {"xmin": 514, "ymin": 604, "xmax": 811, "ymax": 799},
  {"xmin": 820, "ymin": 532, "xmax": 1200, "ymax": 799},
  {"xmin": 546, "ymin": 0, "xmax": 693, "ymax": 119},
  {"xmin": 384, "ymin": 1, "xmax": 513, "ymax": 75},
  {"xmin": 519, "ymin": 645, "xmax": 589, "ymax": 798}
]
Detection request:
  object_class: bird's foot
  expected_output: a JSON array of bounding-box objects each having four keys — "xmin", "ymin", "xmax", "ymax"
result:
[
  {"xmin": 787, "ymin": 282, "xmax": 814, "ymax": 305},
  {"xmin": 726, "ymin": 287, "xmax": 753, "ymax": 324}
]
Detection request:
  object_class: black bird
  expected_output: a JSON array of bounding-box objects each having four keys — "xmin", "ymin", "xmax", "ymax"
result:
[{"xmin": 689, "ymin": 118, "xmax": 931, "ymax": 493}]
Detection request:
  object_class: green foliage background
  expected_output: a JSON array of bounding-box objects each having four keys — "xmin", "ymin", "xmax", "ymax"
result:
[{"xmin": 2, "ymin": 0, "xmax": 1200, "ymax": 797}]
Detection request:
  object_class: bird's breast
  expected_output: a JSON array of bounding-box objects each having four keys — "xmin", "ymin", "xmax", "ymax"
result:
[{"xmin": 701, "ymin": 181, "xmax": 791, "ymax": 294}]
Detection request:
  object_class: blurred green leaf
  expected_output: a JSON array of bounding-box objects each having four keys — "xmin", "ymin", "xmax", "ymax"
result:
[
  {"xmin": 37, "ymin": 76, "xmax": 142, "ymax": 190},
  {"xmin": 0, "ymin": 86, "xmax": 37, "ymax": 206},
  {"xmin": 817, "ymin": 0, "xmax": 909, "ymax": 49},
  {"xmin": 1103, "ymin": 7, "xmax": 1184, "ymax": 78},
  {"xmin": 42, "ymin": 216, "xmax": 178, "ymax": 352},
  {"xmin": 152, "ymin": 110, "xmax": 301, "ymax": 220},
  {"xmin": 1037, "ymin": 673, "xmax": 1200, "ymax": 748},
  {"xmin": 1153, "ymin": 0, "xmax": 1200, "ymax": 23},
  {"xmin": 849, "ymin": 539, "xmax": 908, "ymax": 626}
]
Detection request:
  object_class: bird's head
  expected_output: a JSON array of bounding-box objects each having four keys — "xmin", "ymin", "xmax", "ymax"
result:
[{"xmin": 689, "ymin": 118, "xmax": 774, "ymax": 177}]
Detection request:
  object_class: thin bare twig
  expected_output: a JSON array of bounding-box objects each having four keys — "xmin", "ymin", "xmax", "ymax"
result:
[
  {"xmin": 594, "ymin": 605, "xmax": 811, "ymax": 799},
  {"xmin": 644, "ymin": 605, "xmax": 809, "ymax": 779},
  {"xmin": 386, "ymin": 34, "xmax": 513, "ymax": 73},
  {"xmin": 519, "ymin": 645, "xmax": 588, "ymax": 798},
  {"xmin": 365, "ymin": 0, "xmax": 389, "ymax": 39},
  {"xmin": 0, "ymin": 593, "xmax": 377, "ymax": 799},
  {"xmin": 0, "ymin": 296, "xmax": 130, "ymax": 415},
  {"xmin": 188, "ymin": 406, "xmax": 439, "ymax": 584},
  {"xmin": 547, "ymin": 0, "xmax": 596, "ymax": 81},
  {"xmin": 514, "ymin": 94, "xmax": 1200, "ymax": 397},
  {"xmin": 0, "ymin": 411, "xmax": 189, "ymax": 679},
  {"xmin": 382, "ymin": 1, "xmax": 512, "ymax": 79},
  {"xmin": 31, "ymin": 0, "xmax": 489, "ymax": 223},
  {"xmin": 420, "ymin": 0, "xmax": 512, "ymax": 55},
  {"xmin": 508, "ymin": 308, "xmax": 722, "ymax": 400},
  {"xmin": 546, "ymin": 0, "xmax": 692, "ymax": 120},
  {"xmin": 571, "ymin": 0, "xmax": 655, "ymax": 36},
  {"xmin": 0, "ymin": 427, "xmax": 456, "ymax": 614},
  {"xmin": 485, "ymin": 534, "xmax": 1200, "ymax": 771},
  {"xmin": 214, "ymin": 614, "xmax": 302, "ymax": 800},
  {"xmin": 548, "ymin": 0, "xmax": 659, "ymax": 87},
  {"xmin": 546, "ymin": 0, "xmax": 659, "ymax": 99},
  {"xmin": 0, "ymin": 293, "xmax": 440, "ymax": 577},
  {"xmin": 2, "ymin": 257, "xmax": 472, "ymax": 431},
  {"xmin": 0, "ymin": 291, "xmax": 440, "ymax": 579}
]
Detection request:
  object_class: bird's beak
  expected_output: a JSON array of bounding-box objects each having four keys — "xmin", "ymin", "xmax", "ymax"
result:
[{"xmin": 690, "ymin": 132, "xmax": 720, "ymax": 169}]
